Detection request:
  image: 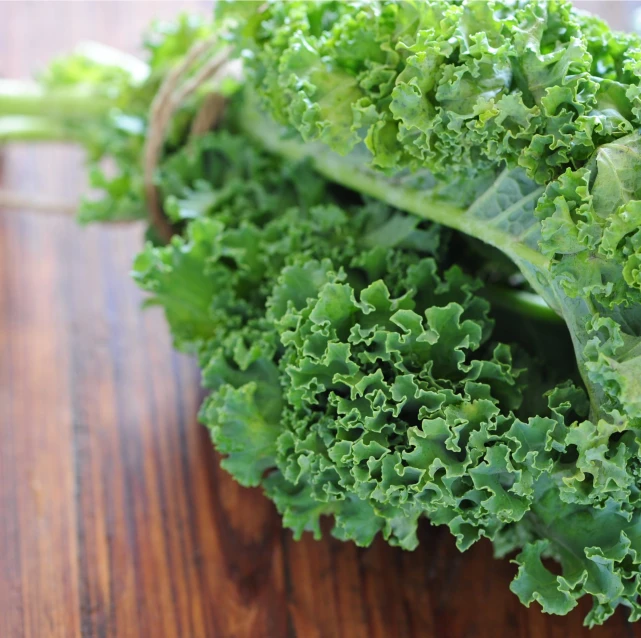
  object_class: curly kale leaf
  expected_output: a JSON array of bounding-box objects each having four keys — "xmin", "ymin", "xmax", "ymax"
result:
[
  {"xmin": 133, "ymin": 130, "xmax": 447, "ymax": 487},
  {"xmin": 220, "ymin": 0, "xmax": 641, "ymax": 182},
  {"xmin": 267, "ymin": 253, "xmax": 528, "ymax": 550}
]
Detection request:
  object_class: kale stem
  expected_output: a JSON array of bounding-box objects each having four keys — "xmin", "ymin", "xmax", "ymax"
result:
[
  {"xmin": 0, "ymin": 79, "xmax": 115, "ymax": 144},
  {"xmin": 237, "ymin": 96, "xmax": 552, "ymax": 278},
  {"xmin": 0, "ymin": 116, "xmax": 80, "ymax": 143},
  {"xmin": 0, "ymin": 41, "xmax": 148, "ymax": 129},
  {"xmin": 482, "ymin": 285, "xmax": 563, "ymax": 323},
  {"xmin": 0, "ymin": 79, "xmax": 112, "ymax": 120}
]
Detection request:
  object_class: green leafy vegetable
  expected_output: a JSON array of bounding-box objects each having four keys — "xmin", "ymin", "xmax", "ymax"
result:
[{"xmin": 3, "ymin": 0, "xmax": 641, "ymax": 627}]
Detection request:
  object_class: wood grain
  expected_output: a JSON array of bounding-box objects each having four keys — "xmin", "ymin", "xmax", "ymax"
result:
[{"xmin": 0, "ymin": 3, "xmax": 640, "ymax": 637}]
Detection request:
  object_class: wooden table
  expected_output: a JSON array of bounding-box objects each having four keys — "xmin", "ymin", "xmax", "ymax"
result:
[{"xmin": 0, "ymin": 3, "xmax": 638, "ymax": 637}]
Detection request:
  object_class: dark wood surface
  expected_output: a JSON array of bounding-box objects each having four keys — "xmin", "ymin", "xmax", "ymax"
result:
[{"xmin": 0, "ymin": 3, "xmax": 638, "ymax": 637}]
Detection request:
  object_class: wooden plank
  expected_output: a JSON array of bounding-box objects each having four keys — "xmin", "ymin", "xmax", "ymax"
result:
[
  {"xmin": 0, "ymin": 213, "xmax": 81, "ymax": 638},
  {"xmin": 1, "ymin": 2, "xmax": 641, "ymax": 637},
  {"xmin": 0, "ymin": 149, "xmax": 82, "ymax": 638}
]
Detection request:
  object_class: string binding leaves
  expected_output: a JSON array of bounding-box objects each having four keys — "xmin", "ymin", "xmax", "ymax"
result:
[{"xmin": 144, "ymin": 37, "xmax": 231, "ymax": 242}]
